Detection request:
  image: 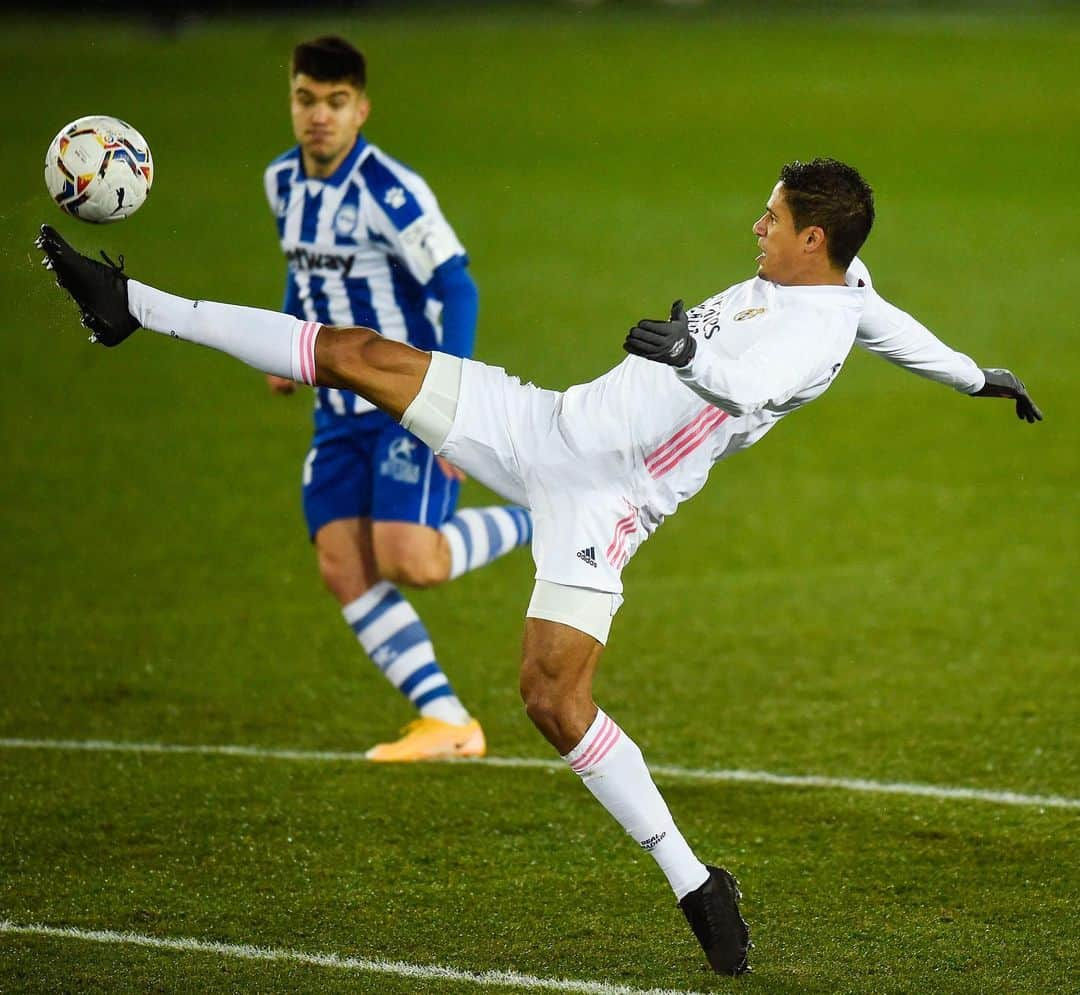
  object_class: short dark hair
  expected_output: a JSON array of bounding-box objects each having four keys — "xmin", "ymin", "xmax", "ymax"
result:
[
  {"xmin": 778, "ymin": 158, "xmax": 875, "ymax": 269},
  {"xmin": 291, "ymin": 36, "xmax": 366, "ymax": 90}
]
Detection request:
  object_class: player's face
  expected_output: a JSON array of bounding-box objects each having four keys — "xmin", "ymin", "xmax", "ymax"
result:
[
  {"xmin": 291, "ymin": 74, "xmax": 370, "ymax": 176},
  {"xmin": 752, "ymin": 183, "xmax": 803, "ymax": 284}
]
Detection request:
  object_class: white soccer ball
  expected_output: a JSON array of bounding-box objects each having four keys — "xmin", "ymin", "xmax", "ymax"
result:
[{"xmin": 44, "ymin": 115, "xmax": 153, "ymax": 223}]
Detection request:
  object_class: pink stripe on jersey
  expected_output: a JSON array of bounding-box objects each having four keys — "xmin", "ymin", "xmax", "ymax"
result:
[
  {"xmin": 298, "ymin": 321, "xmax": 319, "ymax": 385},
  {"xmin": 645, "ymin": 406, "xmax": 729, "ymax": 479},
  {"xmin": 606, "ymin": 511, "xmax": 637, "ymax": 567},
  {"xmin": 570, "ymin": 715, "xmax": 622, "ymax": 773},
  {"xmin": 645, "ymin": 406, "xmax": 716, "ymax": 471}
]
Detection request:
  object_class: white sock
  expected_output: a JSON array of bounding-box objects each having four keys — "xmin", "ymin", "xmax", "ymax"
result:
[
  {"xmin": 127, "ymin": 280, "xmax": 320, "ymax": 384},
  {"xmin": 563, "ymin": 709, "xmax": 708, "ymax": 900}
]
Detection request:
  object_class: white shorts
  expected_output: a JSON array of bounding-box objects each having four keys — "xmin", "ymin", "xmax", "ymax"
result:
[
  {"xmin": 402, "ymin": 353, "xmax": 642, "ymax": 642},
  {"xmin": 424, "ymin": 355, "xmax": 645, "ymax": 599}
]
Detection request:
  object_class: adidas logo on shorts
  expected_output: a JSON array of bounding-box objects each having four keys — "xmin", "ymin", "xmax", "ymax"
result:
[{"xmin": 576, "ymin": 546, "xmax": 597, "ymax": 568}]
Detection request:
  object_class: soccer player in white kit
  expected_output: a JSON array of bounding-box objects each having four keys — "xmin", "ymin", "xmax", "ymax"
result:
[{"xmin": 37, "ymin": 157, "xmax": 1041, "ymax": 975}]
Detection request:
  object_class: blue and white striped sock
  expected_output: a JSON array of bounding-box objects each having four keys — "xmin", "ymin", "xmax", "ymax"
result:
[
  {"xmin": 440, "ymin": 505, "xmax": 533, "ymax": 581},
  {"xmin": 342, "ymin": 582, "xmax": 470, "ymax": 726}
]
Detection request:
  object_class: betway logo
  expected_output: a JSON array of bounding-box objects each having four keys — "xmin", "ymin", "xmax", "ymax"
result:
[{"xmin": 285, "ymin": 247, "xmax": 356, "ymax": 276}]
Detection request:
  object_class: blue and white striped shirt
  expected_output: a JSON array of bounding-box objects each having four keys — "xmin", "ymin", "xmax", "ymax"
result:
[{"xmin": 264, "ymin": 136, "xmax": 473, "ymax": 422}]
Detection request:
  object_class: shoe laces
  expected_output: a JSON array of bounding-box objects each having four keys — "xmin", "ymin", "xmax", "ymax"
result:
[{"xmin": 99, "ymin": 249, "xmax": 126, "ymax": 273}]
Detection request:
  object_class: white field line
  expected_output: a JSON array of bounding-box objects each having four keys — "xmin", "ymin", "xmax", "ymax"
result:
[
  {"xmin": 1, "ymin": 736, "xmax": 1077, "ymax": 811},
  {"xmin": 0, "ymin": 919, "xmax": 706, "ymax": 995}
]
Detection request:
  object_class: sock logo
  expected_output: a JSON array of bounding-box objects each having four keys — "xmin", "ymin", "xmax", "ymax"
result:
[
  {"xmin": 639, "ymin": 831, "xmax": 667, "ymax": 852},
  {"xmin": 371, "ymin": 646, "xmax": 398, "ymax": 669},
  {"xmin": 576, "ymin": 546, "xmax": 597, "ymax": 568}
]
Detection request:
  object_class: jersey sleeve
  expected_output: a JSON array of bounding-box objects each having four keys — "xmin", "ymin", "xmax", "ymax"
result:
[
  {"xmin": 360, "ymin": 153, "xmax": 467, "ymax": 286},
  {"xmin": 852, "ymin": 259, "xmax": 985, "ymax": 394},
  {"xmin": 428, "ymin": 258, "xmax": 478, "ymax": 358},
  {"xmin": 264, "ymin": 153, "xmax": 298, "ymax": 242},
  {"xmin": 675, "ymin": 311, "xmax": 844, "ymax": 417},
  {"xmin": 263, "ymin": 165, "xmax": 278, "ymax": 216}
]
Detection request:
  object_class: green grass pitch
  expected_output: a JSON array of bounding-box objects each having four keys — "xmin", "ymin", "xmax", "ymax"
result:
[{"xmin": 1, "ymin": 6, "xmax": 1078, "ymax": 993}]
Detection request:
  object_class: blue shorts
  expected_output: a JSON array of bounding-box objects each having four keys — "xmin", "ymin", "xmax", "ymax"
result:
[{"xmin": 302, "ymin": 412, "xmax": 460, "ymax": 539}]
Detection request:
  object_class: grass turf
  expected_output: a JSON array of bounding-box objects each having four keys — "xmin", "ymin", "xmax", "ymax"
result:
[{"xmin": 2, "ymin": 6, "xmax": 1078, "ymax": 993}]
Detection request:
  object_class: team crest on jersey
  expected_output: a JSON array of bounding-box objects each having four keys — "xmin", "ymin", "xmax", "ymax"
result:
[
  {"xmin": 384, "ymin": 186, "xmax": 407, "ymax": 210},
  {"xmin": 379, "ymin": 436, "xmax": 422, "ymax": 484},
  {"xmin": 734, "ymin": 307, "xmax": 767, "ymax": 322},
  {"xmin": 333, "ymin": 203, "xmax": 359, "ymax": 237}
]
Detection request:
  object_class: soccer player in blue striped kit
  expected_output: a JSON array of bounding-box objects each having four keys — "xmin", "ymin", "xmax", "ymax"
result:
[{"xmin": 262, "ymin": 36, "xmax": 532, "ymax": 761}]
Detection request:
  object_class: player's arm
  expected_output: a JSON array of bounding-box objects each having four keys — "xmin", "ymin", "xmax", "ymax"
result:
[
  {"xmin": 366, "ymin": 158, "xmax": 478, "ymax": 358},
  {"xmin": 624, "ymin": 300, "xmax": 836, "ymax": 417},
  {"xmin": 428, "ymin": 256, "xmax": 478, "ymax": 359},
  {"xmin": 854, "ymin": 262, "xmax": 1042, "ymax": 423},
  {"xmin": 369, "ymin": 161, "xmax": 476, "ymax": 477}
]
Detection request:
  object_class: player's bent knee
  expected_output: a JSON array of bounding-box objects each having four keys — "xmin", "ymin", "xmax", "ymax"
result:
[
  {"xmin": 318, "ymin": 563, "xmax": 361, "ymax": 602},
  {"xmin": 519, "ymin": 666, "xmax": 563, "ymax": 738},
  {"xmin": 379, "ymin": 555, "xmax": 446, "ymax": 589},
  {"xmin": 518, "ymin": 648, "xmax": 596, "ymax": 748},
  {"xmin": 315, "ymin": 540, "xmax": 371, "ymax": 604},
  {"xmin": 374, "ymin": 527, "xmax": 450, "ymax": 589}
]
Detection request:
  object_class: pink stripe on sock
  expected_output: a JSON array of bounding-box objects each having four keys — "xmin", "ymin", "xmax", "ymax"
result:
[
  {"xmin": 584, "ymin": 723, "xmax": 622, "ymax": 768},
  {"xmin": 296, "ymin": 321, "xmax": 311, "ymax": 384},
  {"xmin": 570, "ymin": 715, "xmax": 622, "ymax": 773},
  {"xmin": 298, "ymin": 321, "xmax": 319, "ymax": 385},
  {"xmin": 306, "ymin": 321, "xmax": 319, "ymax": 384},
  {"xmin": 570, "ymin": 716, "xmax": 613, "ymax": 772}
]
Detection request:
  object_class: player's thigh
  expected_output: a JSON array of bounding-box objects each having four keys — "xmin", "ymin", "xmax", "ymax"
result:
[
  {"xmin": 369, "ymin": 421, "xmax": 458, "ymax": 586},
  {"xmin": 312, "ymin": 516, "xmax": 379, "ymax": 602},
  {"xmin": 302, "ymin": 432, "xmax": 375, "ymax": 540},
  {"xmin": 438, "ymin": 357, "xmax": 552, "ymax": 509},
  {"xmin": 303, "ymin": 432, "xmax": 380, "ymax": 600}
]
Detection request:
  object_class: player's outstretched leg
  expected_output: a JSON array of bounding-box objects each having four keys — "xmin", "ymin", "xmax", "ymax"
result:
[
  {"xmin": 36, "ymin": 224, "xmax": 139, "ymax": 346},
  {"xmin": 37, "ymin": 224, "xmax": 430, "ymax": 421},
  {"xmin": 519, "ymin": 609, "xmax": 751, "ymax": 975}
]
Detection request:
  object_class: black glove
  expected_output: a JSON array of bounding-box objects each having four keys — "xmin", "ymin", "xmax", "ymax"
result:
[
  {"xmin": 624, "ymin": 299, "xmax": 696, "ymax": 367},
  {"xmin": 974, "ymin": 368, "xmax": 1043, "ymax": 423}
]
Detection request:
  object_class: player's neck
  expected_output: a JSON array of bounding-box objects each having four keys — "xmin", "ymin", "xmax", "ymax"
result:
[
  {"xmin": 302, "ymin": 137, "xmax": 358, "ymax": 180},
  {"xmin": 777, "ymin": 265, "xmax": 848, "ymax": 288}
]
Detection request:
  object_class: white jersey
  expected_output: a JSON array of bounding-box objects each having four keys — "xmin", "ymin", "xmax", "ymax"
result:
[
  {"xmin": 556, "ymin": 258, "xmax": 976, "ymax": 524},
  {"xmin": 442, "ymin": 257, "xmax": 983, "ymax": 593}
]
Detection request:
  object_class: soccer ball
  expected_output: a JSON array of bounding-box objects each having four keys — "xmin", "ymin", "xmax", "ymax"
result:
[{"xmin": 44, "ymin": 115, "xmax": 153, "ymax": 223}]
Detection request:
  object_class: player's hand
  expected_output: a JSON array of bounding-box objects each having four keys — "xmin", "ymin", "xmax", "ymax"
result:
[
  {"xmin": 266, "ymin": 373, "xmax": 295, "ymax": 395},
  {"xmin": 436, "ymin": 455, "xmax": 467, "ymax": 482},
  {"xmin": 624, "ymin": 300, "xmax": 696, "ymax": 367},
  {"xmin": 974, "ymin": 368, "xmax": 1043, "ymax": 423}
]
